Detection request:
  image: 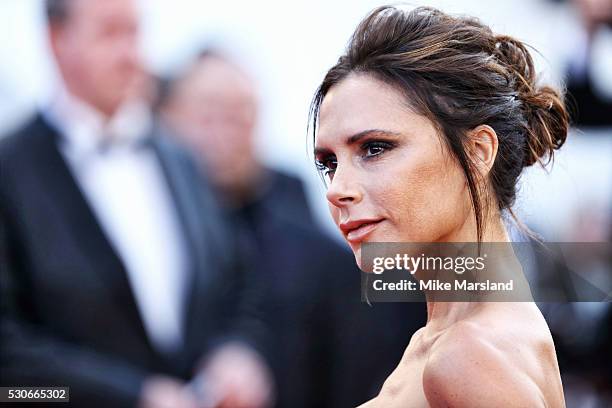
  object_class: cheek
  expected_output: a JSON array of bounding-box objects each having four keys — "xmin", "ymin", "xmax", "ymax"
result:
[
  {"xmin": 93, "ymin": 42, "xmax": 136, "ymax": 80},
  {"xmin": 375, "ymin": 151, "xmax": 469, "ymax": 241}
]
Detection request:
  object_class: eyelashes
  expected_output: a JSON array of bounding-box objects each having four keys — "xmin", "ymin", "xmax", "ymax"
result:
[
  {"xmin": 315, "ymin": 156, "xmax": 337, "ymax": 176},
  {"xmin": 315, "ymin": 140, "xmax": 396, "ymax": 182},
  {"xmin": 363, "ymin": 141, "xmax": 395, "ymax": 158}
]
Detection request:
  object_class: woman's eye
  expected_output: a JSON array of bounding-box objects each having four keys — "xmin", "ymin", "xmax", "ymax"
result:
[
  {"xmin": 363, "ymin": 141, "xmax": 392, "ymax": 158},
  {"xmin": 315, "ymin": 157, "xmax": 337, "ymax": 176}
]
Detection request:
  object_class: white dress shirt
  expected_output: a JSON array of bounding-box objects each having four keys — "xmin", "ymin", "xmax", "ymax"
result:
[{"xmin": 44, "ymin": 87, "xmax": 189, "ymax": 354}]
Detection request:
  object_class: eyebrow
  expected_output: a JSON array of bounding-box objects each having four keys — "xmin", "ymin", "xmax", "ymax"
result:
[{"xmin": 314, "ymin": 128, "xmax": 402, "ymax": 157}]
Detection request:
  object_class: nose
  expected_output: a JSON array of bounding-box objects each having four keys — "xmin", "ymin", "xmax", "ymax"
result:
[{"xmin": 325, "ymin": 165, "xmax": 363, "ymax": 207}]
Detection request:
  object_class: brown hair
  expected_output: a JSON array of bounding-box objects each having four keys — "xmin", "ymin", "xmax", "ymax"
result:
[{"xmin": 309, "ymin": 6, "xmax": 569, "ymax": 242}]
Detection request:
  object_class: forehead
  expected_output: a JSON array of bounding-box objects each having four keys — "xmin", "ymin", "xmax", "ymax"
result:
[
  {"xmin": 69, "ymin": 0, "xmax": 138, "ymax": 25},
  {"xmin": 171, "ymin": 60, "xmax": 256, "ymax": 113},
  {"xmin": 193, "ymin": 59, "xmax": 254, "ymax": 98},
  {"xmin": 316, "ymin": 73, "xmax": 432, "ymax": 148}
]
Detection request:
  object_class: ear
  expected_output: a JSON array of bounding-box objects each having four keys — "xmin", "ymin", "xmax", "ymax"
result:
[{"xmin": 468, "ymin": 125, "xmax": 498, "ymax": 176}]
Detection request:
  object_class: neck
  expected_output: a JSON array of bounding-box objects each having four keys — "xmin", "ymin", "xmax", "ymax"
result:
[
  {"xmin": 439, "ymin": 204, "xmax": 511, "ymax": 242},
  {"xmin": 425, "ymin": 301, "xmax": 480, "ymax": 331},
  {"xmin": 217, "ymin": 163, "xmax": 268, "ymax": 209},
  {"xmin": 424, "ymin": 215, "xmax": 516, "ymax": 331}
]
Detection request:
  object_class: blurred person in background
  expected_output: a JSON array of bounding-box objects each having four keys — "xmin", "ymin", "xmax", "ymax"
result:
[
  {"xmin": 563, "ymin": 0, "xmax": 612, "ymax": 127},
  {"xmin": 0, "ymin": 1, "xmax": 272, "ymax": 407},
  {"xmin": 543, "ymin": 1, "xmax": 612, "ymax": 405},
  {"xmin": 159, "ymin": 49, "xmax": 314, "ymax": 225},
  {"xmin": 157, "ymin": 50, "xmax": 427, "ymax": 407},
  {"xmin": 535, "ymin": 211, "xmax": 612, "ymax": 407}
]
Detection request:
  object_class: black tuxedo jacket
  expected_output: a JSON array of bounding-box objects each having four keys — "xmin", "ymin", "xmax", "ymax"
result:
[
  {"xmin": 230, "ymin": 171, "xmax": 427, "ymax": 408},
  {"xmin": 0, "ymin": 115, "xmax": 263, "ymax": 407}
]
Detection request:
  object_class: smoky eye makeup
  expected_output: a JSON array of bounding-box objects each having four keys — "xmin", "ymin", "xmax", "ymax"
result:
[
  {"xmin": 315, "ymin": 158, "xmax": 336, "ymax": 185},
  {"xmin": 313, "ymin": 130, "xmax": 402, "ymax": 184},
  {"xmin": 360, "ymin": 139, "xmax": 397, "ymax": 158},
  {"xmin": 315, "ymin": 152, "xmax": 337, "ymax": 176}
]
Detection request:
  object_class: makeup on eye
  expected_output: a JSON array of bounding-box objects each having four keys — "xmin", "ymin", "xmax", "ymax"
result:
[
  {"xmin": 313, "ymin": 127, "xmax": 404, "ymax": 183},
  {"xmin": 315, "ymin": 154, "xmax": 337, "ymax": 176},
  {"xmin": 361, "ymin": 139, "xmax": 396, "ymax": 158},
  {"xmin": 314, "ymin": 138, "xmax": 396, "ymax": 172}
]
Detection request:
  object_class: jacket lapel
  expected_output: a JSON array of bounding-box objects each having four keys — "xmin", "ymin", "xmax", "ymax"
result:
[
  {"xmin": 29, "ymin": 115, "xmax": 155, "ymax": 354},
  {"xmin": 149, "ymin": 127, "xmax": 234, "ymax": 360},
  {"xmin": 148, "ymin": 132, "xmax": 210, "ymax": 323}
]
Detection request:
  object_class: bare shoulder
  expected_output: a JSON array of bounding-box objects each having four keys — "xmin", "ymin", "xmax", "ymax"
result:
[{"xmin": 423, "ymin": 305, "xmax": 565, "ymax": 408}]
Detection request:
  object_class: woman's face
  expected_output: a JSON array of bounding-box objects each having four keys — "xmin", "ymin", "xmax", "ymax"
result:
[{"xmin": 315, "ymin": 73, "xmax": 473, "ymax": 264}]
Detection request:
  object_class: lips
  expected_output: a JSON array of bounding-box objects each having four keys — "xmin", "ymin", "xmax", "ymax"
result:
[{"xmin": 339, "ymin": 219, "xmax": 384, "ymax": 243}]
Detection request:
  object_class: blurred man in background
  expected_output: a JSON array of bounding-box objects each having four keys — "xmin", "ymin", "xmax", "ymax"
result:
[
  {"xmin": 159, "ymin": 50, "xmax": 313, "ymax": 224},
  {"xmin": 158, "ymin": 51, "xmax": 427, "ymax": 407},
  {"xmin": 0, "ymin": 1, "xmax": 272, "ymax": 407}
]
